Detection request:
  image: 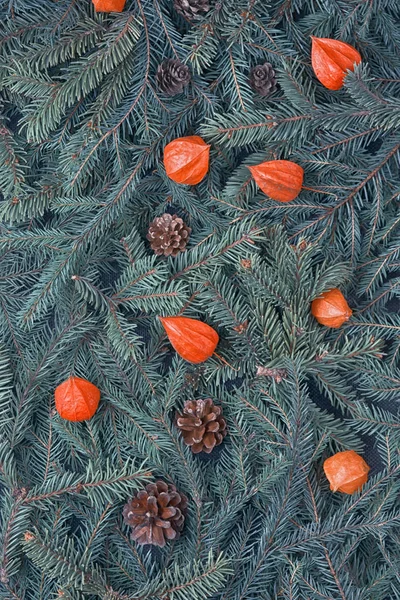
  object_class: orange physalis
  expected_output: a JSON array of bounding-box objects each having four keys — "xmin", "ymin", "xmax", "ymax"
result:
[
  {"xmin": 311, "ymin": 288, "xmax": 352, "ymax": 329},
  {"xmin": 248, "ymin": 160, "xmax": 304, "ymax": 202},
  {"xmin": 55, "ymin": 377, "xmax": 100, "ymax": 422},
  {"xmin": 159, "ymin": 316, "xmax": 219, "ymax": 363},
  {"xmin": 164, "ymin": 136, "xmax": 210, "ymax": 185},
  {"xmin": 323, "ymin": 450, "xmax": 370, "ymax": 494},
  {"xmin": 92, "ymin": 0, "xmax": 126, "ymax": 12},
  {"xmin": 311, "ymin": 37, "xmax": 362, "ymax": 91}
]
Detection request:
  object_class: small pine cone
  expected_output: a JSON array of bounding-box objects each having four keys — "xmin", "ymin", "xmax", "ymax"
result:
[
  {"xmin": 147, "ymin": 213, "xmax": 191, "ymax": 257},
  {"xmin": 256, "ymin": 366, "xmax": 287, "ymax": 382},
  {"xmin": 177, "ymin": 398, "xmax": 227, "ymax": 454},
  {"xmin": 173, "ymin": 0, "xmax": 210, "ymax": 20},
  {"xmin": 249, "ymin": 63, "xmax": 277, "ymax": 97},
  {"xmin": 12, "ymin": 487, "xmax": 28, "ymax": 501},
  {"xmin": 184, "ymin": 368, "xmax": 203, "ymax": 390},
  {"xmin": 156, "ymin": 59, "xmax": 191, "ymax": 96},
  {"xmin": 123, "ymin": 481, "xmax": 188, "ymax": 547}
]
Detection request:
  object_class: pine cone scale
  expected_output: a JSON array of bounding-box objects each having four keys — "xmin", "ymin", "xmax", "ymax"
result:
[
  {"xmin": 203, "ymin": 413, "xmax": 218, "ymax": 423},
  {"xmin": 207, "ymin": 421, "xmax": 220, "ymax": 433},
  {"xmin": 182, "ymin": 433, "xmax": 194, "ymax": 445},
  {"xmin": 160, "ymin": 506, "xmax": 177, "ymax": 519},
  {"xmin": 165, "ymin": 527, "xmax": 177, "ymax": 540},
  {"xmin": 147, "ymin": 496, "xmax": 158, "ymax": 514},
  {"xmin": 151, "ymin": 525, "xmax": 165, "ymax": 547},
  {"xmin": 192, "ymin": 442, "xmax": 204, "ymax": 453},
  {"xmin": 203, "ymin": 432, "xmax": 216, "ymax": 448},
  {"xmin": 168, "ymin": 492, "xmax": 183, "ymax": 506},
  {"xmin": 158, "ymin": 492, "xmax": 170, "ymax": 507},
  {"xmin": 153, "ymin": 517, "xmax": 171, "ymax": 528}
]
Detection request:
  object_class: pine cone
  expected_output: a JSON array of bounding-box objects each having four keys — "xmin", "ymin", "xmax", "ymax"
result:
[
  {"xmin": 156, "ymin": 59, "xmax": 191, "ymax": 96},
  {"xmin": 173, "ymin": 0, "xmax": 210, "ymax": 21},
  {"xmin": 123, "ymin": 481, "xmax": 187, "ymax": 547},
  {"xmin": 176, "ymin": 398, "xmax": 227, "ymax": 454},
  {"xmin": 249, "ymin": 63, "xmax": 277, "ymax": 97},
  {"xmin": 147, "ymin": 214, "xmax": 191, "ymax": 257}
]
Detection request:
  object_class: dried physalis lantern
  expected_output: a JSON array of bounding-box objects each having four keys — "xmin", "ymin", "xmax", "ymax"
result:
[
  {"xmin": 159, "ymin": 316, "xmax": 219, "ymax": 364},
  {"xmin": 311, "ymin": 288, "xmax": 352, "ymax": 329},
  {"xmin": 55, "ymin": 377, "xmax": 100, "ymax": 422},
  {"xmin": 311, "ymin": 37, "xmax": 361, "ymax": 91},
  {"xmin": 164, "ymin": 136, "xmax": 210, "ymax": 185},
  {"xmin": 92, "ymin": 0, "xmax": 126, "ymax": 11},
  {"xmin": 248, "ymin": 160, "xmax": 304, "ymax": 202},
  {"xmin": 323, "ymin": 450, "xmax": 370, "ymax": 494}
]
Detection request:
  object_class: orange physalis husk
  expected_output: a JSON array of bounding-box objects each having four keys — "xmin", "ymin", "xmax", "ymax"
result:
[
  {"xmin": 164, "ymin": 136, "xmax": 210, "ymax": 185},
  {"xmin": 92, "ymin": 0, "xmax": 126, "ymax": 12},
  {"xmin": 248, "ymin": 160, "xmax": 304, "ymax": 202},
  {"xmin": 311, "ymin": 288, "xmax": 352, "ymax": 329},
  {"xmin": 159, "ymin": 316, "xmax": 219, "ymax": 364},
  {"xmin": 311, "ymin": 37, "xmax": 362, "ymax": 91},
  {"xmin": 323, "ymin": 450, "xmax": 370, "ymax": 494},
  {"xmin": 55, "ymin": 377, "xmax": 100, "ymax": 422}
]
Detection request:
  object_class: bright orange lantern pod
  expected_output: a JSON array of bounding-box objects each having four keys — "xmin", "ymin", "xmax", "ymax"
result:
[
  {"xmin": 159, "ymin": 316, "xmax": 219, "ymax": 364},
  {"xmin": 55, "ymin": 377, "xmax": 100, "ymax": 422},
  {"xmin": 164, "ymin": 136, "xmax": 210, "ymax": 185},
  {"xmin": 248, "ymin": 160, "xmax": 304, "ymax": 202},
  {"xmin": 323, "ymin": 450, "xmax": 370, "ymax": 494},
  {"xmin": 92, "ymin": 0, "xmax": 126, "ymax": 12},
  {"xmin": 311, "ymin": 288, "xmax": 352, "ymax": 329},
  {"xmin": 311, "ymin": 37, "xmax": 362, "ymax": 91}
]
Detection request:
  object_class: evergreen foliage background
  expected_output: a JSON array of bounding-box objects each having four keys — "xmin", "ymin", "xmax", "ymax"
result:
[{"xmin": 0, "ymin": 0, "xmax": 399, "ymax": 598}]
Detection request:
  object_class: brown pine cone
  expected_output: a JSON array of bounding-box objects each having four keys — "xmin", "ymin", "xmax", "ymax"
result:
[
  {"xmin": 147, "ymin": 213, "xmax": 191, "ymax": 257},
  {"xmin": 173, "ymin": 0, "xmax": 210, "ymax": 20},
  {"xmin": 156, "ymin": 59, "xmax": 191, "ymax": 96},
  {"xmin": 123, "ymin": 481, "xmax": 187, "ymax": 547},
  {"xmin": 249, "ymin": 63, "xmax": 277, "ymax": 97},
  {"xmin": 176, "ymin": 398, "xmax": 227, "ymax": 454}
]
